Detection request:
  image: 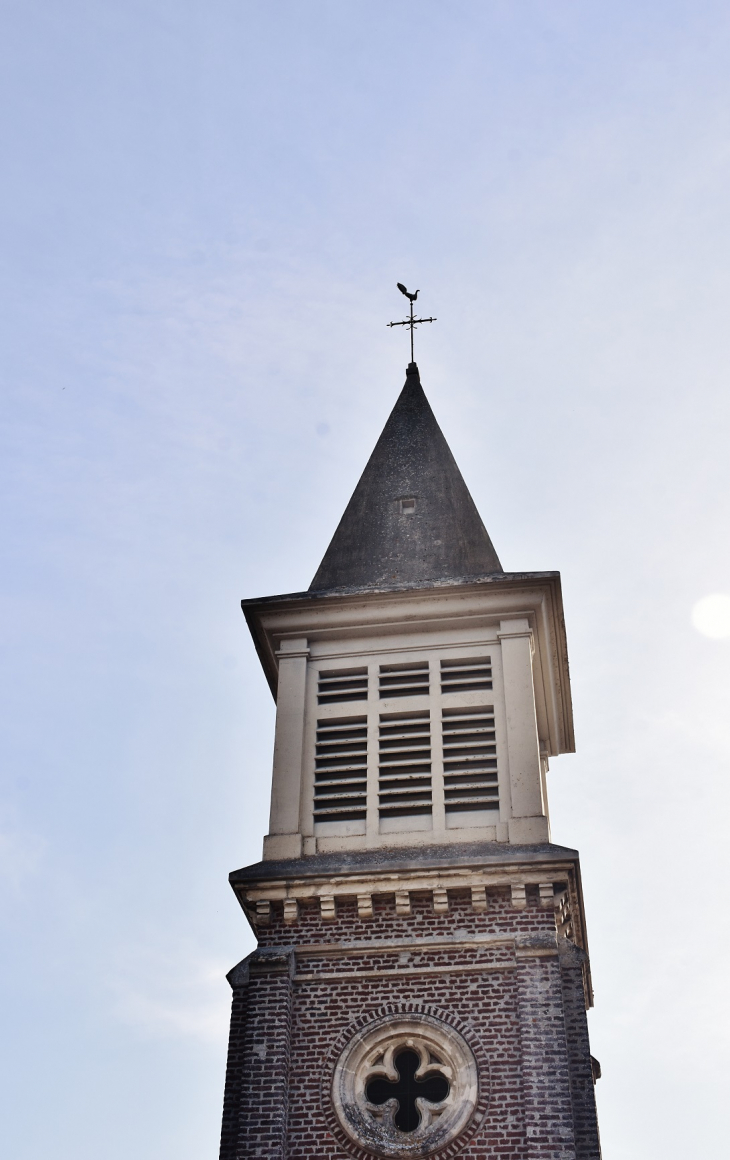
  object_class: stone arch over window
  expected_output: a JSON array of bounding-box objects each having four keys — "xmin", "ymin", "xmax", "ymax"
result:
[{"xmin": 322, "ymin": 1005, "xmax": 489, "ymax": 1159}]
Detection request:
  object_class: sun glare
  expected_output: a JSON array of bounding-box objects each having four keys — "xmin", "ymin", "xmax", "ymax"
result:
[{"xmin": 691, "ymin": 594, "xmax": 730, "ymax": 640}]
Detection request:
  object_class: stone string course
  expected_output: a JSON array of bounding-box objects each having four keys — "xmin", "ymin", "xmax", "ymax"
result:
[{"xmin": 219, "ymin": 887, "xmax": 601, "ymax": 1160}]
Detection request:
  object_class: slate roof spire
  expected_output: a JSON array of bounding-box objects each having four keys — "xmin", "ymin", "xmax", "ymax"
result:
[{"xmin": 309, "ymin": 362, "xmax": 502, "ymax": 591}]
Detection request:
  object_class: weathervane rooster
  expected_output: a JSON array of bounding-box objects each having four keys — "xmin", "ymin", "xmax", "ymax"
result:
[
  {"xmin": 388, "ymin": 283, "xmax": 436, "ymax": 362},
  {"xmin": 396, "ymin": 283, "xmax": 419, "ymax": 303}
]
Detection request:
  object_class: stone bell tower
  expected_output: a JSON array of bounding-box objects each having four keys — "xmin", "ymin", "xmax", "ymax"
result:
[{"xmin": 219, "ymin": 362, "xmax": 601, "ymax": 1160}]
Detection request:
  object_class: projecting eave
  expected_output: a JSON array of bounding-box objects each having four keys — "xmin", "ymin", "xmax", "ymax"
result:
[
  {"xmin": 230, "ymin": 839, "xmax": 581, "ymax": 884},
  {"xmin": 242, "ymin": 569, "xmax": 575, "ymax": 756}
]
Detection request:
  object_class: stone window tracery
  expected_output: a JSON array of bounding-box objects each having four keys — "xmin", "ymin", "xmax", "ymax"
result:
[{"xmin": 329, "ymin": 1011, "xmax": 482, "ymax": 1159}]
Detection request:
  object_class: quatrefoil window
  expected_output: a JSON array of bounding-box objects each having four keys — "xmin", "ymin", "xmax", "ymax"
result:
[
  {"xmin": 331, "ymin": 1013, "xmax": 479, "ymax": 1158},
  {"xmin": 366, "ymin": 1047, "xmax": 450, "ymax": 1133}
]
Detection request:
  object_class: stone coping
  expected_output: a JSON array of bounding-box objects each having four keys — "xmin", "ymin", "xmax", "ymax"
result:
[{"xmin": 229, "ymin": 840, "xmax": 580, "ymax": 887}]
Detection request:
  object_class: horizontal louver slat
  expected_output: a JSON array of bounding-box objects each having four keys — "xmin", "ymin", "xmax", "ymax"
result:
[
  {"xmin": 442, "ymin": 706, "xmax": 499, "ymax": 815},
  {"xmin": 314, "ymin": 716, "xmax": 367, "ymax": 821},
  {"xmin": 379, "ymin": 661, "xmax": 429, "ymax": 699},
  {"xmin": 318, "ymin": 667, "xmax": 368, "ymax": 705},
  {"xmin": 440, "ymin": 656, "xmax": 492, "ymax": 695}
]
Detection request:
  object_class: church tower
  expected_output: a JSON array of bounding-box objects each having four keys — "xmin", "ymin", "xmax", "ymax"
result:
[{"xmin": 219, "ymin": 361, "xmax": 601, "ymax": 1160}]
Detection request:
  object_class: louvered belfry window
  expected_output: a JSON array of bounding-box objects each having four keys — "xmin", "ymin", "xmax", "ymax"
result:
[
  {"xmin": 441, "ymin": 706, "xmax": 498, "ymax": 815},
  {"xmin": 378, "ymin": 661, "xmax": 430, "ymax": 698},
  {"xmin": 440, "ymin": 657, "xmax": 492, "ymax": 694},
  {"xmin": 311, "ymin": 652, "xmax": 500, "ymax": 834},
  {"xmin": 313, "ymin": 716, "xmax": 368, "ymax": 822},
  {"xmin": 318, "ymin": 667, "xmax": 368, "ymax": 705},
  {"xmin": 378, "ymin": 711, "xmax": 432, "ymax": 820}
]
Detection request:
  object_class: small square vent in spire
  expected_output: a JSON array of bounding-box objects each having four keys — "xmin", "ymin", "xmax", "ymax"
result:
[{"xmin": 309, "ymin": 292, "xmax": 502, "ymax": 593}]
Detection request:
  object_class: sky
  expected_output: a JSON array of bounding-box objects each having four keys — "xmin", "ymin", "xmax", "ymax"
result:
[{"xmin": 1, "ymin": 2, "xmax": 730, "ymax": 1157}]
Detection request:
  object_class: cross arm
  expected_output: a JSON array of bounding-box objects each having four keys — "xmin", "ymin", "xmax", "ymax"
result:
[{"xmin": 386, "ymin": 317, "xmax": 437, "ymax": 328}]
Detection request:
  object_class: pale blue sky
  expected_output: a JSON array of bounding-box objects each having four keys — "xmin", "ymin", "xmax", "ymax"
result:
[{"xmin": 2, "ymin": 3, "xmax": 730, "ymax": 1157}]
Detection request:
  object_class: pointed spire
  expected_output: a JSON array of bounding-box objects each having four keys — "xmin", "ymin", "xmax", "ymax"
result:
[{"xmin": 310, "ymin": 363, "xmax": 502, "ymax": 591}]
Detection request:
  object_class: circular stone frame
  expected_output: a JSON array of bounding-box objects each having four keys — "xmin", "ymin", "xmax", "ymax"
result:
[{"xmin": 323, "ymin": 1005, "xmax": 490, "ymax": 1160}]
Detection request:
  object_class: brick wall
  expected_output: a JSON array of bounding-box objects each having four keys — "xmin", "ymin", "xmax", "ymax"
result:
[
  {"xmin": 219, "ymin": 886, "xmax": 600, "ymax": 1159},
  {"xmin": 219, "ymin": 958, "xmax": 250, "ymax": 1160},
  {"xmin": 259, "ymin": 887, "xmax": 553, "ymax": 948},
  {"xmin": 558, "ymin": 941, "xmax": 602, "ymax": 1160}
]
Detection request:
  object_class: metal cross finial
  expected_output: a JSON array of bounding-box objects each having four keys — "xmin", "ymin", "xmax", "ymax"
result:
[{"xmin": 387, "ymin": 283, "xmax": 437, "ymax": 363}]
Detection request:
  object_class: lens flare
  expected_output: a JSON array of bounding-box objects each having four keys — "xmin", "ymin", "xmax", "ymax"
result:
[{"xmin": 691, "ymin": 594, "xmax": 730, "ymax": 640}]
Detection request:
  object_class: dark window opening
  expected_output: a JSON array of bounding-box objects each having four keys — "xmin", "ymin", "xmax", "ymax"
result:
[{"xmin": 365, "ymin": 1049, "xmax": 449, "ymax": 1133}]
